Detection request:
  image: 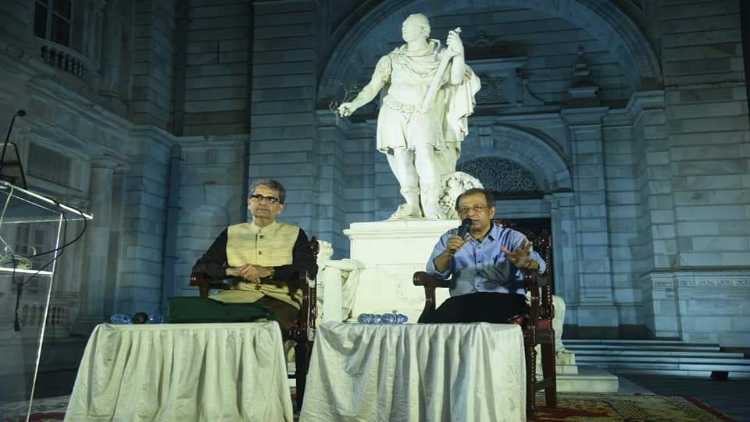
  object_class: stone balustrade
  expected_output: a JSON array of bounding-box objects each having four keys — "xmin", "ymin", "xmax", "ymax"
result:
[
  {"xmin": 20, "ymin": 303, "xmax": 71, "ymax": 330},
  {"xmin": 37, "ymin": 38, "xmax": 90, "ymax": 80}
]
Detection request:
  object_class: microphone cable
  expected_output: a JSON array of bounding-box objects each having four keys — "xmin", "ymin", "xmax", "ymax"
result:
[{"xmin": 12, "ymin": 199, "xmax": 88, "ymax": 330}]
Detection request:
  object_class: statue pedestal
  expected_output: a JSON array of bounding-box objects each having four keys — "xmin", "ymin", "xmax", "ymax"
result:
[
  {"xmin": 557, "ymin": 367, "xmax": 619, "ymax": 393},
  {"xmin": 556, "ymin": 349, "xmax": 579, "ymax": 375},
  {"xmin": 344, "ymin": 220, "xmax": 458, "ymax": 323},
  {"xmin": 533, "ymin": 348, "xmax": 618, "ymax": 392}
]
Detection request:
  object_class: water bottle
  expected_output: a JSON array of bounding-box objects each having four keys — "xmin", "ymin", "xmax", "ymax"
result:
[
  {"xmin": 357, "ymin": 313, "xmax": 373, "ymax": 324},
  {"xmin": 384, "ymin": 311, "xmax": 408, "ymax": 324},
  {"xmin": 381, "ymin": 312, "xmax": 397, "ymax": 324},
  {"xmin": 357, "ymin": 311, "xmax": 408, "ymax": 324},
  {"xmin": 132, "ymin": 312, "xmax": 149, "ymax": 324},
  {"xmin": 109, "ymin": 314, "xmax": 132, "ymax": 324},
  {"xmin": 148, "ymin": 314, "xmax": 163, "ymax": 324}
]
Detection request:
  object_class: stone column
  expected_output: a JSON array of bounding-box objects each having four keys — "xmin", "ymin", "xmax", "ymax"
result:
[
  {"xmin": 101, "ymin": 0, "xmax": 123, "ymax": 92},
  {"xmin": 89, "ymin": 0, "xmax": 107, "ymax": 67},
  {"xmin": 250, "ymin": 0, "xmax": 319, "ymax": 231},
  {"xmin": 561, "ymin": 107, "xmax": 620, "ymax": 333},
  {"xmin": 316, "ymin": 110, "xmax": 349, "ymax": 254},
  {"xmin": 548, "ymin": 192, "xmax": 578, "ymax": 316},
  {"xmin": 73, "ymin": 158, "xmax": 115, "ymax": 334},
  {"xmin": 628, "ymin": 91, "xmax": 680, "ymax": 337}
]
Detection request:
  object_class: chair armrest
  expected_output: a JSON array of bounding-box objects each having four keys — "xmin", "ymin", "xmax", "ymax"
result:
[
  {"xmin": 522, "ymin": 270, "xmax": 555, "ymax": 323},
  {"xmin": 189, "ymin": 272, "xmax": 208, "ymax": 287},
  {"xmin": 413, "ymin": 271, "xmax": 451, "ymax": 288},
  {"xmin": 413, "ymin": 272, "xmax": 450, "ymax": 318},
  {"xmin": 190, "ymin": 272, "xmax": 231, "ymax": 298}
]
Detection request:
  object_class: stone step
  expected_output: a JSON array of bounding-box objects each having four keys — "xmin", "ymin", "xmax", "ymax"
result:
[
  {"xmin": 567, "ymin": 344, "xmax": 721, "ymax": 352},
  {"xmin": 562, "ymin": 339, "xmax": 750, "ymax": 377},
  {"xmin": 565, "ymin": 339, "xmax": 702, "ymax": 345},
  {"xmin": 556, "ymin": 367, "xmax": 618, "ymax": 393},
  {"xmin": 611, "ymin": 368, "xmax": 750, "ymax": 378},
  {"xmin": 572, "ymin": 349, "xmax": 745, "ymax": 358},
  {"xmin": 577, "ymin": 360, "xmax": 750, "ymax": 374},
  {"xmin": 575, "ymin": 355, "xmax": 750, "ymax": 368},
  {"xmin": 565, "ymin": 340, "xmax": 721, "ymax": 352}
]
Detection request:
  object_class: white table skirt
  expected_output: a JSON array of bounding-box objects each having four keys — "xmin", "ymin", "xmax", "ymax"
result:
[
  {"xmin": 300, "ymin": 322, "xmax": 526, "ymax": 422},
  {"xmin": 64, "ymin": 322, "xmax": 293, "ymax": 422}
]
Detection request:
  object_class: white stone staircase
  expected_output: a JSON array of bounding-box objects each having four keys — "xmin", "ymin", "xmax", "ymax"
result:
[{"xmin": 564, "ymin": 339, "xmax": 750, "ymax": 378}]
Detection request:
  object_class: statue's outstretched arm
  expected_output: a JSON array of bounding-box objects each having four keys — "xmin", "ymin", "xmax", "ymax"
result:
[{"xmin": 338, "ymin": 55, "xmax": 390, "ymax": 117}]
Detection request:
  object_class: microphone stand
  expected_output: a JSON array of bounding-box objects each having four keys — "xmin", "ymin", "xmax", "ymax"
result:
[{"xmin": 1, "ymin": 110, "xmax": 28, "ymax": 188}]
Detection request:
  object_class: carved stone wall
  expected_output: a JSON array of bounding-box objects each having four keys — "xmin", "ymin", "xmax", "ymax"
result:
[{"xmin": 457, "ymin": 157, "xmax": 540, "ymax": 195}]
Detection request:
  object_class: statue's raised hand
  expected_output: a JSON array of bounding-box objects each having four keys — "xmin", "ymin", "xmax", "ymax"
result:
[
  {"xmin": 445, "ymin": 28, "xmax": 464, "ymax": 58},
  {"xmin": 338, "ymin": 102, "xmax": 357, "ymax": 117}
]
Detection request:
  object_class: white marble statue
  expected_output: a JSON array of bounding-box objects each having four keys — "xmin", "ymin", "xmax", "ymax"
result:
[
  {"xmin": 528, "ymin": 293, "xmax": 578, "ymax": 376},
  {"xmin": 316, "ymin": 240, "xmax": 364, "ymax": 322},
  {"xmin": 338, "ymin": 13, "xmax": 481, "ymax": 220},
  {"xmin": 437, "ymin": 172, "xmax": 484, "ymax": 219}
]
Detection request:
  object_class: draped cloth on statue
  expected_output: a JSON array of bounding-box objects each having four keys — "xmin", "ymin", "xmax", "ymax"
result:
[
  {"xmin": 65, "ymin": 322, "xmax": 293, "ymax": 422},
  {"xmin": 300, "ymin": 322, "xmax": 526, "ymax": 422},
  {"xmin": 375, "ymin": 41, "xmax": 481, "ymax": 175}
]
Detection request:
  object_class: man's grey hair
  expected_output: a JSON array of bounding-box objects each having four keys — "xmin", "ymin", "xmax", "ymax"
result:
[{"xmin": 250, "ymin": 179, "xmax": 286, "ymax": 204}]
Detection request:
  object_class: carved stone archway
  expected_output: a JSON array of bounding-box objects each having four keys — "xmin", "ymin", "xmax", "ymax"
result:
[
  {"xmin": 457, "ymin": 157, "xmax": 540, "ymax": 196},
  {"xmin": 459, "ymin": 124, "xmax": 573, "ymax": 194},
  {"xmin": 319, "ymin": 0, "xmax": 661, "ymax": 101}
]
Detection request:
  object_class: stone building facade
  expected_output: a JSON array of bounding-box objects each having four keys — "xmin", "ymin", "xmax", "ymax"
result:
[{"xmin": 0, "ymin": 0, "xmax": 748, "ymax": 399}]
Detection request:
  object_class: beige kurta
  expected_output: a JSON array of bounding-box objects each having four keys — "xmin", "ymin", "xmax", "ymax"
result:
[{"xmin": 210, "ymin": 221, "xmax": 303, "ymax": 309}]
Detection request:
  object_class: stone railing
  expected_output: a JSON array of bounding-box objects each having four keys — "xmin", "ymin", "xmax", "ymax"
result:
[
  {"xmin": 20, "ymin": 302, "xmax": 72, "ymax": 330},
  {"xmin": 37, "ymin": 38, "xmax": 91, "ymax": 81}
]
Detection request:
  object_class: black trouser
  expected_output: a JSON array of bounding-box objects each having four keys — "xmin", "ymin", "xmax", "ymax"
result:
[
  {"xmin": 255, "ymin": 296, "xmax": 299, "ymax": 332},
  {"xmin": 418, "ymin": 292, "xmax": 527, "ymax": 324}
]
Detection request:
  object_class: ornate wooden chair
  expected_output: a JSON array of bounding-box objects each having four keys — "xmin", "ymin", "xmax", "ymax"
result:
[
  {"xmin": 413, "ymin": 223, "xmax": 556, "ymax": 416},
  {"xmin": 190, "ymin": 238, "xmax": 319, "ymax": 410}
]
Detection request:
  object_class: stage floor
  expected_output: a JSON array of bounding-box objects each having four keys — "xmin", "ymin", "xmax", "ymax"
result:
[{"xmin": 2, "ymin": 373, "xmax": 748, "ymax": 421}]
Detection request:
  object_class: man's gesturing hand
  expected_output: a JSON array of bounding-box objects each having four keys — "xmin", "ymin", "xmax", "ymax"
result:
[{"xmin": 501, "ymin": 240, "xmax": 539, "ymax": 271}]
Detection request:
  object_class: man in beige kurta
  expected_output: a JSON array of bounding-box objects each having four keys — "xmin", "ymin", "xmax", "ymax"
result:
[{"xmin": 192, "ymin": 179, "xmax": 317, "ymax": 330}]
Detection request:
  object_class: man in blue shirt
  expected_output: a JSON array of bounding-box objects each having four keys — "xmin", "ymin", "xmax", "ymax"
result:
[{"xmin": 420, "ymin": 188, "xmax": 546, "ymax": 323}]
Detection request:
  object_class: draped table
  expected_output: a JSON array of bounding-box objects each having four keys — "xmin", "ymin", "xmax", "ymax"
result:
[
  {"xmin": 64, "ymin": 322, "xmax": 293, "ymax": 422},
  {"xmin": 300, "ymin": 322, "xmax": 526, "ymax": 422}
]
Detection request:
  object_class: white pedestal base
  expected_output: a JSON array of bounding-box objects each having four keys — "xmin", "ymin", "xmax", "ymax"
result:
[
  {"xmin": 345, "ymin": 220, "xmax": 459, "ymax": 323},
  {"xmin": 557, "ymin": 367, "xmax": 619, "ymax": 393}
]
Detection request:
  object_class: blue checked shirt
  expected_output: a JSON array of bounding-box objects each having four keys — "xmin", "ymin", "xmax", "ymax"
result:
[{"xmin": 426, "ymin": 224, "xmax": 546, "ymax": 297}]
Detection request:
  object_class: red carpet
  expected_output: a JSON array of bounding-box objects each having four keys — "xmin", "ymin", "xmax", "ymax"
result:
[
  {"xmin": 2, "ymin": 393, "xmax": 736, "ymax": 421},
  {"xmin": 532, "ymin": 393, "xmax": 735, "ymax": 422}
]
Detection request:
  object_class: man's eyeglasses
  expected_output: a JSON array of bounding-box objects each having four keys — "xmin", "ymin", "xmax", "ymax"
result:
[
  {"xmin": 250, "ymin": 194, "xmax": 281, "ymax": 204},
  {"xmin": 458, "ymin": 205, "xmax": 488, "ymax": 215}
]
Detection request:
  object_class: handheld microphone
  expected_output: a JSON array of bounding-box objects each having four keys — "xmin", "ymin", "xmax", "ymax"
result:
[{"xmin": 457, "ymin": 218, "xmax": 472, "ymax": 239}]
